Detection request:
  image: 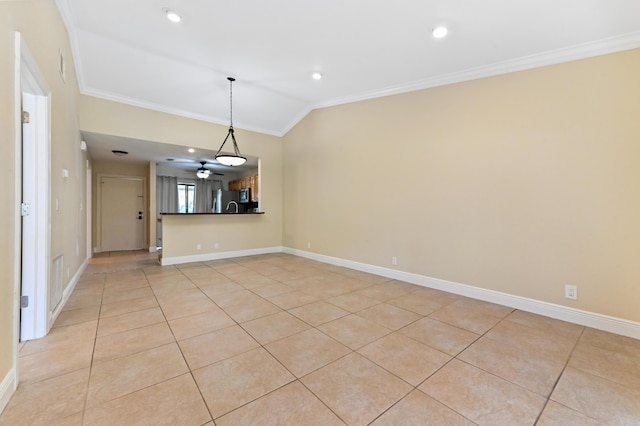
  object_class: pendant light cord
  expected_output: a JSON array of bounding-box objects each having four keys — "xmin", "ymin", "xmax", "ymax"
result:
[
  {"xmin": 228, "ymin": 77, "xmax": 235, "ymax": 129},
  {"xmin": 215, "ymin": 76, "xmax": 246, "ymax": 166}
]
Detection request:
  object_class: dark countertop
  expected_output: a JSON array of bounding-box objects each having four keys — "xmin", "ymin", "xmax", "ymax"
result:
[{"xmin": 161, "ymin": 212, "xmax": 265, "ymax": 215}]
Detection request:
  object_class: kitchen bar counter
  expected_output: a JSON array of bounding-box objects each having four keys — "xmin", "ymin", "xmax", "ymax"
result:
[
  {"xmin": 161, "ymin": 212, "xmax": 265, "ymax": 215},
  {"xmin": 159, "ymin": 211, "xmax": 271, "ymax": 266}
]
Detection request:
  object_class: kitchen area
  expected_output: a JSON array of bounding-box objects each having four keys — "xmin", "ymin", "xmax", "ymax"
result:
[
  {"xmin": 214, "ymin": 174, "xmax": 260, "ymax": 214},
  {"xmin": 156, "ymin": 155, "xmax": 265, "ymax": 260},
  {"xmin": 82, "ymin": 130, "xmax": 280, "ymax": 264}
]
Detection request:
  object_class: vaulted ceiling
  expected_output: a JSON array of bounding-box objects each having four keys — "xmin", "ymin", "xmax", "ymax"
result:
[{"xmin": 57, "ymin": 0, "xmax": 640, "ymax": 137}]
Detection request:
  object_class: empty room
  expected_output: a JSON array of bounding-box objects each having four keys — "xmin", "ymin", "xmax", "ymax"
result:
[{"xmin": 0, "ymin": 1, "xmax": 639, "ymax": 424}]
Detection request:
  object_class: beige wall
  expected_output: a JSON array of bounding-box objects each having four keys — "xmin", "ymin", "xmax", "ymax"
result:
[
  {"xmin": 161, "ymin": 214, "xmax": 277, "ymax": 259},
  {"xmin": 283, "ymin": 49, "xmax": 640, "ymax": 323},
  {"xmin": 0, "ymin": 0, "xmax": 87, "ymax": 384},
  {"xmin": 80, "ymin": 96, "xmax": 284, "ymax": 255}
]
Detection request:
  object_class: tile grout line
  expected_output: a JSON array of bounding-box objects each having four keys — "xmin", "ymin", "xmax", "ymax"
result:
[
  {"xmin": 79, "ymin": 272, "xmax": 106, "ymax": 424},
  {"xmin": 143, "ymin": 264, "xmax": 217, "ymax": 425},
  {"xmin": 531, "ymin": 325, "xmax": 589, "ymax": 425},
  {"xmin": 178, "ymin": 258, "xmax": 362, "ymax": 423},
  {"xmin": 25, "ymin": 252, "xmax": 624, "ymax": 425}
]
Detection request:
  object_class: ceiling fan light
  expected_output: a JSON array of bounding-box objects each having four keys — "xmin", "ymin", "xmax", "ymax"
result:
[
  {"xmin": 196, "ymin": 169, "xmax": 210, "ymax": 178},
  {"xmin": 163, "ymin": 8, "xmax": 182, "ymax": 23},
  {"xmin": 196, "ymin": 161, "xmax": 211, "ymax": 178},
  {"xmin": 432, "ymin": 25, "xmax": 448, "ymax": 39}
]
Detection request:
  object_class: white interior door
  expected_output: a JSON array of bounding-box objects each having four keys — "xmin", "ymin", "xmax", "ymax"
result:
[
  {"xmin": 17, "ymin": 32, "xmax": 51, "ymax": 341},
  {"xmin": 100, "ymin": 177, "xmax": 144, "ymax": 251}
]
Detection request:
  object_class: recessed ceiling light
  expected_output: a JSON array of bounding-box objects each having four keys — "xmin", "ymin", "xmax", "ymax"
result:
[
  {"xmin": 163, "ymin": 8, "xmax": 182, "ymax": 23},
  {"xmin": 188, "ymin": 148, "xmax": 195, "ymax": 153},
  {"xmin": 432, "ymin": 26, "xmax": 448, "ymax": 39},
  {"xmin": 312, "ymin": 72, "xmax": 323, "ymax": 80}
]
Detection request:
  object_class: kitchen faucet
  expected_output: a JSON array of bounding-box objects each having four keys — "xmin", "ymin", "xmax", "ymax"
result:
[{"xmin": 226, "ymin": 201, "xmax": 239, "ymax": 213}]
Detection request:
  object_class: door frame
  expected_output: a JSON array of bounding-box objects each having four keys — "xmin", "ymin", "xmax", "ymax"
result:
[
  {"xmin": 86, "ymin": 160, "xmax": 93, "ymax": 259},
  {"xmin": 13, "ymin": 33, "xmax": 51, "ymax": 349},
  {"xmin": 95, "ymin": 174, "xmax": 147, "ymax": 252}
]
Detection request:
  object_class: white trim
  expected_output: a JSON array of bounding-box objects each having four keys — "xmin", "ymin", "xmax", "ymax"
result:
[
  {"xmin": 0, "ymin": 368, "xmax": 16, "ymax": 415},
  {"xmin": 16, "ymin": 33, "xmax": 52, "ymax": 342},
  {"xmin": 81, "ymin": 32, "xmax": 640, "ymax": 138},
  {"xmin": 86, "ymin": 160, "xmax": 92, "ymax": 260},
  {"xmin": 49, "ymin": 258, "xmax": 88, "ymax": 326},
  {"xmin": 55, "ymin": 0, "xmax": 640, "ymax": 139},
  {"xmin": 283, "ymin": 247, "xmax": 640, "ymax": 340},
  {"xmin": 307, "ymin": 31, "xmax": 640, "ymax": 117},
  {"xmin": 12, "ymin": 32, "xmax": 22, "ymax": 405},
  {"xmin": 79, "ymin": 88, "xmax": 283, "ymax": 138},
  {"xmin": 160, "ymin": 246, "xmax": 283, "ymax": 266}
]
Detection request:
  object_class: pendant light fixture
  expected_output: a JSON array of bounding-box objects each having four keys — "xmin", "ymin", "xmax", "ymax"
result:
[{"xmin": 215, "ymin": 77, "xmax": 247, "ymax": 167}]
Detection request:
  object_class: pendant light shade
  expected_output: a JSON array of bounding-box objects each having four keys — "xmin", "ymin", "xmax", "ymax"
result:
[{"xmin": 215, "ymin": 77, "xmax": 247, "ymax": 167}]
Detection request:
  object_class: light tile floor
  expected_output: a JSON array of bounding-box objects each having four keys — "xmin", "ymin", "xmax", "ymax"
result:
[{"xmin": 1, "ymin": 251, "xmax": 639, "ymax": 425}]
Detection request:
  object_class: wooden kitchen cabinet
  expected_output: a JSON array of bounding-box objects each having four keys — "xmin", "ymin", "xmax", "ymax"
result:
[
  {"xmin": 250, "ymin": 175, "xmax": 259, "ymax": 201},
  {"xmin": 229, "ymin": 174, "xmax": 259, "ymax": 201}
]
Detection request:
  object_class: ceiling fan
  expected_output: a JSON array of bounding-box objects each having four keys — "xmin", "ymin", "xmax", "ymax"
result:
[{"xmin": 196, "ymin": 161, "xmax": 223, "ymax": 178}]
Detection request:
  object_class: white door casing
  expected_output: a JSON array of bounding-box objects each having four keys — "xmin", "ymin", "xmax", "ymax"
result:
[{"xmin": 15, "ymin": 32, "xmax": 51, "ymax": 344}]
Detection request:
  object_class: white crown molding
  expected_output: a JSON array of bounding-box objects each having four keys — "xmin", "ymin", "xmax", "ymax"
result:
[
  {"xmin": 55, "ymin": 0, "xmax": 640, "ymax": 138},
  {"xmin": 310, "ymin": 30, "xmax": 640, "ymax": 114},
  {"xmin": 283, "ymin": 247, "xmax": 640, "ymax": 340},
  {"xmin": 54, "ymin": 0, "xmax": 87, "ymax": 91},
  {"xmin": 160, "ymin": 246, "xmax": 283, "ymax": 266},
  {"xmin": 80, "ymin": 87, "xmax": 283, "ymax": 137}
]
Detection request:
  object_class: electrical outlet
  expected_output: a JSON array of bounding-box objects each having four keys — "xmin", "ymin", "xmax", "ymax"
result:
[
  {"xmin": 214, "ymin": 242, "xmax": 219, "ymax": 249},
  {"xmin": 392, "ymin": 256, "xmax": 398, "ymax": 266},
  {"xmin": 307, "ymin": 242, "xmax": 311, "ymax": 249},
  {"xmin": 565, "ymin": 285, "xmax": 578, "ymax": 300},
  {"xmin": 196, "ymin": 243, "xmax": 201, "ymax": 250}
]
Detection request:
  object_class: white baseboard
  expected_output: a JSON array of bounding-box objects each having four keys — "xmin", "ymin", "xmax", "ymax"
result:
[
  {"xmin": 49, "ymin": 258, "xmax": 88, "ymax": 329},
  {"xmin": 0, "ymin": 368, "xmax": 16, "ymax": 416},
  {"xmin": 283, "ymin": 247, "xmax": 640, "ymax": 340},
  {"xmin": 161, "ymin": 246, "xmax": 284, "ymax": 266}
]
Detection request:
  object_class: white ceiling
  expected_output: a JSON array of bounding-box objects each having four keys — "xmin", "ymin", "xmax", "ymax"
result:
[{"xmin": 57, "ymin": 0, "xmax": 640, "ymax": 139}]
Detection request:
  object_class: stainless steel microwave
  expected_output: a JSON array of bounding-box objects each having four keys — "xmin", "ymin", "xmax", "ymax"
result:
[{"xmin": 239, "ymin": 188, "xmax": 250, "ymax": 203}]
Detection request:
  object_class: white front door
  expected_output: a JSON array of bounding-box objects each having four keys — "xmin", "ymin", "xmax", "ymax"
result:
[{"xmin": 100, "ymin": 177, "xmax": 144, "ymax": 251}]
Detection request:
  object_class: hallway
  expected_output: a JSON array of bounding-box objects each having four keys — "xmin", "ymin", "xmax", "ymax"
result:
[{"xmin": 1, "ymin": 251, "xmax": 638, "ymax": 425}]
